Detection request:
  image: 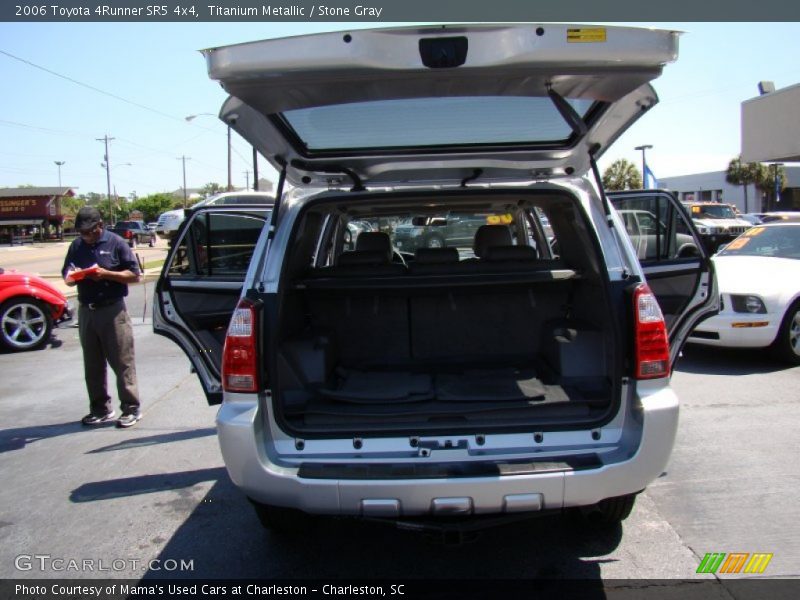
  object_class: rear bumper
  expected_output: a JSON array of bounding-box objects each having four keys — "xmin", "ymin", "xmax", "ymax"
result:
[{"xmin": 216, "ymin": 384, "xmax": 678, "ymax": 517}]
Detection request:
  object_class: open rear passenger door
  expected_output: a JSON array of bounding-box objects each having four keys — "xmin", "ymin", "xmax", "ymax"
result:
[
  {"xmin": 153, "ymin": 206, "xmax": 271, "ymax": 404},
  {"xmin": 608, "ymin": 190, "xmax": 719, "ymax": 365}
]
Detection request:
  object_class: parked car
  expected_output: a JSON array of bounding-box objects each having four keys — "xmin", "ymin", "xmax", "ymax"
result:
[
  {"xmin": 681, "ymin": 201, "xmax": 752, "ymax": 253},
  {"xmin": 618, "ymin": 208, "xmax": 699, "ymax": 260},
  {"xmin": 154, "ymin": 24, "xmax": 717, "ymax": 535},
  {"xmin": 108, "ymin": 220, "xmax": 157, "ymax": 248},
  {"xmin": 156, "ymin": 192, "xmax": 274, "ymax": 240},
  {"xmin": 0, "ymin": 267, "xmax": 71, "ymax": 352},
  {"xmin": 758, "ymin": 211, "xmax": 800, "ymax": 224},
  {"xmin": 393, "ymin": 214, "xmax": 498, "ymax": 253},
  {"xmin": 739, "ymin": 213, "xmax": 764, "ymax": 226},
  {"xmin": 688, "ymin": 222, "xmax": 800, "ymax": 363}
]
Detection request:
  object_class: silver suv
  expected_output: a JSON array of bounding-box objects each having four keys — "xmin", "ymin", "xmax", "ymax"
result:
[
  {"xmin": 154, "ymin": 24, "xmax": 717, "ymax": 534},
  {"xmin": 155, "ymin": 191, "xmax": 274, "ymax": 240}
]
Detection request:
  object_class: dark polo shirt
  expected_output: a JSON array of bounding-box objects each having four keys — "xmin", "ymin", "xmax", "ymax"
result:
[{"xmin": 62, "ymin": 230, "xmax": 141, "ymax": 305}]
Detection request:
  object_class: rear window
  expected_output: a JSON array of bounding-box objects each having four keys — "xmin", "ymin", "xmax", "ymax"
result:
[
  {"xmin": 282, "ymin": 96, "xmax": 596, "ymax": 151},
  {"xmin": 345, "ymin": 211, "xmax": 520, "ymax": 260}
]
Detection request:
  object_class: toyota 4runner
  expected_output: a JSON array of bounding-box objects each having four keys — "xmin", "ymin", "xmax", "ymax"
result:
[{"xmin": 154, "ymin": 24, "xmax": 717, "ymax": 533}]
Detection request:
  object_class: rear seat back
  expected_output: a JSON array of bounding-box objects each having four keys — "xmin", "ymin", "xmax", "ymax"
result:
[
  {"xmin": 313, "ymin": 231, "xmax": 405, "ymax": 277},
  {"xmin": 409, "ymin": 247, "xmax": 459, "ymax": 274}
]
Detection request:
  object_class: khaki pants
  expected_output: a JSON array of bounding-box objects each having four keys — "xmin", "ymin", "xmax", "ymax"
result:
[{"xmin": 78, "ymin": 301, "xmax": 140, "ymax": 416}]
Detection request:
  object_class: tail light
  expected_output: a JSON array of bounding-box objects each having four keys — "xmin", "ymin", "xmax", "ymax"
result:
[
  {"xmin": 124, "ymin": 230, "xmax": 132, "ymax": 239},
  {"xmin": 633, "ymin": 284, "xmax": 670, "ymax": 379},
  {"xmin": 222, "ymin": 298, "xmax": 259, "ymax": 393}
]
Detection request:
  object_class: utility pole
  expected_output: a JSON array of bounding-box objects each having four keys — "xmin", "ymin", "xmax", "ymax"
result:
[
  {"xmin": 227, "ymin": 125, "xmax": 233, "ymax": 191},
  {"xmin": 97, "ymin": 135, "xmax": 115, "ymax": 223},
  {"xmin": 252, "ymin": 147, "xmax": 259, "ymax": 191},
  {"xmin": 243, "ymin": 170, "xmax": 250, "ymax": 191},
  {"xmin": 178, "ymin": 156, "xmax": 191, "ymax": 208},
  {"xmin": 634, "ymin": 145, "xmax": 653, "ymax": 188},
  {"xmin": 54, "ymin": 161, "xmax": 65, "ymax": 188}
]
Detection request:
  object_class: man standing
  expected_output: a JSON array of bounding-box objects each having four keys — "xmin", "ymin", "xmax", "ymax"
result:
[{"xmin": 63, "ymin": 207, "xmax": 143, "ymax": 428}]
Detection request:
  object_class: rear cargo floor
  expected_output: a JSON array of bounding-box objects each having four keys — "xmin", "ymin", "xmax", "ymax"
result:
[{"xmin": 281, "ymin": 367, "xmax": 608, "ymax": 431}]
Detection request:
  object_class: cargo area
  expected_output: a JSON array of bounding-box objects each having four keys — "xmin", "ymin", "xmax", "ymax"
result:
[{"xmin": 269, "ymin": 191, "xmax": 620, "ymax": 436}]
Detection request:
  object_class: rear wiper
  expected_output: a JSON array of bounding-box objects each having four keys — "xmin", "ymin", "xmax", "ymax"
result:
[{"xmin": 290, "ymin": 159, "xmax": 365, "ymax": 192}]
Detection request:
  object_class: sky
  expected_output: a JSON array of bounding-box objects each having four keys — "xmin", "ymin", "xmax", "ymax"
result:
[{"xmin": 1, "ymin": 20, "xmax": 799, "ymax": 198}]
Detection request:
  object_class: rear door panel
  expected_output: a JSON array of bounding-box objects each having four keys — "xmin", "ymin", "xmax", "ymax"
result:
[
  {"xmin": 609, "ymin": 190, "xmax": 719, "ymax": 365},
  {"xmin": 153, "ymin": 207, "xmax": 270, "ymax": 405}
]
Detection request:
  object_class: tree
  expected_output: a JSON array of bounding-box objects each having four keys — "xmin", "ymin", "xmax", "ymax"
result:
[
  {"xmin": 758, "ymin": 163, "xmax": 787, "ymax": 212},
  {"xmin": 199, "ymin": 182, "xmax": 224, "ymax": 198},
  {"xmin": 128, "ymin": 193, "xmax": 179, "ymax": 222},
  {"xmin": 602, "ymin": 159, "xmax": 642, "ymax": 191},
  {"xmin": 725, "ymin": 156, "xmax": 766, "ymax": 213}
]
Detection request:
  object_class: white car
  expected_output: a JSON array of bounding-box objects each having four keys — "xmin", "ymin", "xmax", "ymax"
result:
[
  {"xmin": 688, "ymin": 222, "xmax": 800, "ymax": 363},
  {"xmin": 155, "ymin": 191, "xmax": 273, "ymax": 240},
  {"xmin": 154, "ymin": 24, "xmax": 717, "ymax": 535}
]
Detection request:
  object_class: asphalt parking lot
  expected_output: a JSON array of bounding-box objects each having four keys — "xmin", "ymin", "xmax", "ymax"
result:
[{"xmin": 1, "ymin": 251, "xmax": 799, "ymax": 588}]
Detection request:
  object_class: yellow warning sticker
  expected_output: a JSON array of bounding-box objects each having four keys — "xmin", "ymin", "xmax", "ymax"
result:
[
  {"xmin": 567, "ymin": 28, "xmax": 607, "ymax": 43},
  {"xmin": 486, "ymin": 213, "xmax": 514, "ymax": 225},
  {"xmin": 726, "ymin": 237, "xmax": 750, "ymax": 250}
]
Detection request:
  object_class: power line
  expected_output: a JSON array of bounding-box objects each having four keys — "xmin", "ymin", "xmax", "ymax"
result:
[{"xmin": 0, "ymin": 48, "xmax": 185, "ymax": 123}]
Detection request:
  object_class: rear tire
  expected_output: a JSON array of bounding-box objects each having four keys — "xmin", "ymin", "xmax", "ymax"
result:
[
  {"xmin": 249, "ymin": 500, "xmax": 316, "ymax": 533},
  {"xmin": 130, "ymin": 237, "xmax": 137, "ymax": 249},
  {"xmin": 426, "ymin": 234, "xmax": 445, "ymax": 249},
  {"xmin": 771, "ymin": 300, "xmax": 800, "ymax": 365},
  {"xmin": 579, "ymin": 493, "xmax": 636, "ymax": 528},
  {"xmin": 149, "ymin": 235, "xmax": 156, "ymax": 247}
]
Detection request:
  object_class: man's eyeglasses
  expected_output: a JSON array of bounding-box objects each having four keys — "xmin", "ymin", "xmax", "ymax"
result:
[{"xmin": 79, "ymin": 225, "xmax": 100, "ymax": 236}]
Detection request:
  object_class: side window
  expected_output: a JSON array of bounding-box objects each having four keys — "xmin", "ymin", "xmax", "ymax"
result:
[
  {"xmin": 614, "ymin": 195, "xmax": 699, "ymax": 261},
  {"xmin": 167, "ymin": 212, "xmax": 266, "ymax": 278}
]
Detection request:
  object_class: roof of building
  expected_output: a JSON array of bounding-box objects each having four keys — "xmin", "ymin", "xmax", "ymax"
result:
[{"xmin": 0, "ymin": 187, "xmax": 75, "ymax": 198}]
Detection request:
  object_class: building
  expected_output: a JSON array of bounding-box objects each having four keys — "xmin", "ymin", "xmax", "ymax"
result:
[
  {"xmin": 659, "ymin": 167, "xmax": 800, "ymax": 214},
  {"xmin": 0, "ymin": 187, "xmax": 74, "ymax": 243}
]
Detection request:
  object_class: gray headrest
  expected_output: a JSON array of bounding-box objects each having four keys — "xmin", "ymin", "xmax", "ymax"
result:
[
  {"xmin": 414, "ymin": 247, "xmax": 459, "ymax": 264},
  {"xmin": 337, "ymin": 250, "xmax": 390, "ymax": 267},
  {"xmin": 355, "ymin": 231, "xmax": 392, "ymax": 262},
  {"xmin": 484, "ymin": 245, "xmax": 538, "ymax": 261},
  {"xmin": 473, "ymin": 225, "xmax": 513, "ymax": 258}
]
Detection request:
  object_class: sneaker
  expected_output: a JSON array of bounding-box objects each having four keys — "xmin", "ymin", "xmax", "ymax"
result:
[
  {"xmin": 116, "ymin": 412, "xmax": 142, "ymax": 428},
  {"xmin": 81, "ymin": 411, "xmax": 116, "ymax": 426}
]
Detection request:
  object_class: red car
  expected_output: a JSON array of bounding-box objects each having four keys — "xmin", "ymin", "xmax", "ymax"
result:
[{"xmin": 0, "ymin": 267, "xmax": 72, "ymax": 352}]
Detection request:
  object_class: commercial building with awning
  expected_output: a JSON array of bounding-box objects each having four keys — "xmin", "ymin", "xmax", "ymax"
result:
[{"xmin": 0, "ymin": 187, "xmax": 74, "ymax": 241}]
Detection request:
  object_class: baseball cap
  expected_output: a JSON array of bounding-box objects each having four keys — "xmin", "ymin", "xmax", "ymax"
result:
[{"xmin": 75, "ymin": 207, "xmax": 102, "ymax": 232}]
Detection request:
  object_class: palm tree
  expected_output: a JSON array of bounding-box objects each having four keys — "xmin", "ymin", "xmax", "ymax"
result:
[
  {"xmin": 757, "ymin": 164, "xmax": 787, "ymax": 212},
  {"xmin": 726, "ymin": 156, "xmax": 769, "ymax": 213},
  {"xmin": 602, "ymin": 159, "xmax": 642, "ymax": 191}
]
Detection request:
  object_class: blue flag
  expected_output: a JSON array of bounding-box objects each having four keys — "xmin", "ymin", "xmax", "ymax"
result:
[{"xmin": 644, "ymin": 164, "xmax": 659, "ymax": 189}]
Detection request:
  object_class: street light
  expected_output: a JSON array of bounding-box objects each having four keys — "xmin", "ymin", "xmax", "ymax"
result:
[
  {"xmin": 185, "ymin": 113, "xmax": 232, "ymax": 191},
  {"xmin": 54, "ymin": 161, "xmax": 65, "ymax": 188},
  {"xmin": 99, "ymin": 158, "xmax": 131, "ymax": 224},
  {"xmin": 634, "ymin": 145, "xmax": 653, "ymax": 188}
]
